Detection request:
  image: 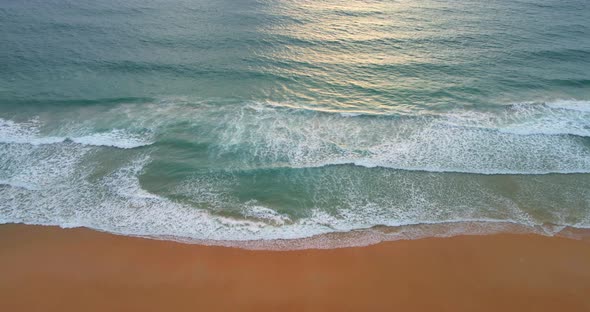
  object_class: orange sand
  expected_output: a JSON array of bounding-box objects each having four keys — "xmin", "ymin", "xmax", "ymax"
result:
[{"xmin": 1, "ymin": 224, "xmax": 589, "ymax": 311}]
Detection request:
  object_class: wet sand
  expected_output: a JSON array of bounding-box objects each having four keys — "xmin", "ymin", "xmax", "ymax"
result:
[{"xmin": 0, "ymin": 224, "xmax": 589, "ymax": 311}]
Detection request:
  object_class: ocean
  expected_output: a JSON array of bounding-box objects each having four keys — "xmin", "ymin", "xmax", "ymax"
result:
[{"xmin": 1, "ymin": 0, "xmax": 589, "ymax": 248}]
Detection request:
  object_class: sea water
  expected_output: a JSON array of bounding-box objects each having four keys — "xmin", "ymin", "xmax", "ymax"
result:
[{"xmin": 1, "ymin": 0, "xmax": 589, "ymax": 248}]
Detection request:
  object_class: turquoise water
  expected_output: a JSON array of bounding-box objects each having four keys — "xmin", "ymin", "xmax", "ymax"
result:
[{"xmin": 1, "ymin": 0, "xmax": 589, "ymax": 246}]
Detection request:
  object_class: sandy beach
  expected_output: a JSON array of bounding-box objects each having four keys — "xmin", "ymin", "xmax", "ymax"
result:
[{"xmin": 0, "ymin": 224, "xmax": 589, "ymax": 311}]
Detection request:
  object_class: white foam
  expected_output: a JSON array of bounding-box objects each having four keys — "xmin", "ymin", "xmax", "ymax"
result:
[
  {"xmin": 1, "ymin": 98, "xmax": 590, "ymax": 249},
  {"xmin": 0, "ymin": 148, "xmax": 588, "ymax": 249},
  {"xmin": 0, "ymin": 118, "xmax": 152, "ymax": 149},
  {"xmin": 0, "ymin": 118, "xmax": 63, "ymax": 145},
  {"xmin": 440, "ymin": 101, "xmax": 590, "ymax": 137},
  {"xmin": 7, "ymin": 98, "xmax": 587, "ymax": 174},
  {"xmin": 0, "ymin": 143, "xmax": 91, "ymax": 189},
  {"xmin": 496, "ymin": 102, "xmax": 590, "ymax": 137},
  {"xmin": 213, "ymin": 101, "xmax": 590, "ymax": 174},
  {"xmin": 0, "ymin": 150, "xmax": 572, "ymax": 235},
  {"xmin": 241, "ymin": 203, "xmax": 292, "ymax": 226},
  {"xmin": 546, "ymin": 99, "xmax": 590, "ymax": 112},
  {"xmin": 339, "ymin": 112, "xmax": 363, "ymax": 117},
  {"xmin": 71, "ymin": 130, "xmax": 153, "ymax": 149},
  {"xmin": 0, "ymin": 180, "xmax": 40, "ymax": 191}
]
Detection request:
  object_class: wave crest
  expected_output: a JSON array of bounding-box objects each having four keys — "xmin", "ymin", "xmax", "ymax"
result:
[
  {"xmin": 0, "ymin": 118, "xmax": 152, "ymax": 149},
  {"xmin": 211, "ymin": 100, "xmax": 590, "ymax": 174}
]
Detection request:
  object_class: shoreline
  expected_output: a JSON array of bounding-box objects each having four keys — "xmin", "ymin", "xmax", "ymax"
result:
[
  {"xmin": 4, "ymin": 220, "xmax": 590, "ymax": 250},
  {"xmin": 1, "ymin": 224, "xmax": 590, "ymax": 311}
]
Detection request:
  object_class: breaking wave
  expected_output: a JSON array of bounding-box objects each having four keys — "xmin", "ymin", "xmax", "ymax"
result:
[
  {"xmin": 1, "ymin": 98, "xmax": 589, "ymax": 248},
  {"xmin": 0, "ymin": 118, "xmax": 153, "ymax": 149}
]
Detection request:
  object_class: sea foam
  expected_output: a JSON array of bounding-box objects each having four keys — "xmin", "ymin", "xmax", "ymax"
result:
[
  {"xmin": 1, "ymin": 148, "xmax": 589, "ymax": 248},
  {"xmin": 211, "ymin": 100, "xmax": 590, "ymax": 174},
  {"xmin": 0, "ymin": 118, "xmax": 152, "ymax": 149},
  {"xmin": 1, "ymin": 98, "xmax": 590, "ymax": 248}
]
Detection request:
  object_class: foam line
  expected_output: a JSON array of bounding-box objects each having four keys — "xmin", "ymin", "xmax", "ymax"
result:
[{"xmin": 0, "ymin": 118, "xmax": 152, "ymax": 149}]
